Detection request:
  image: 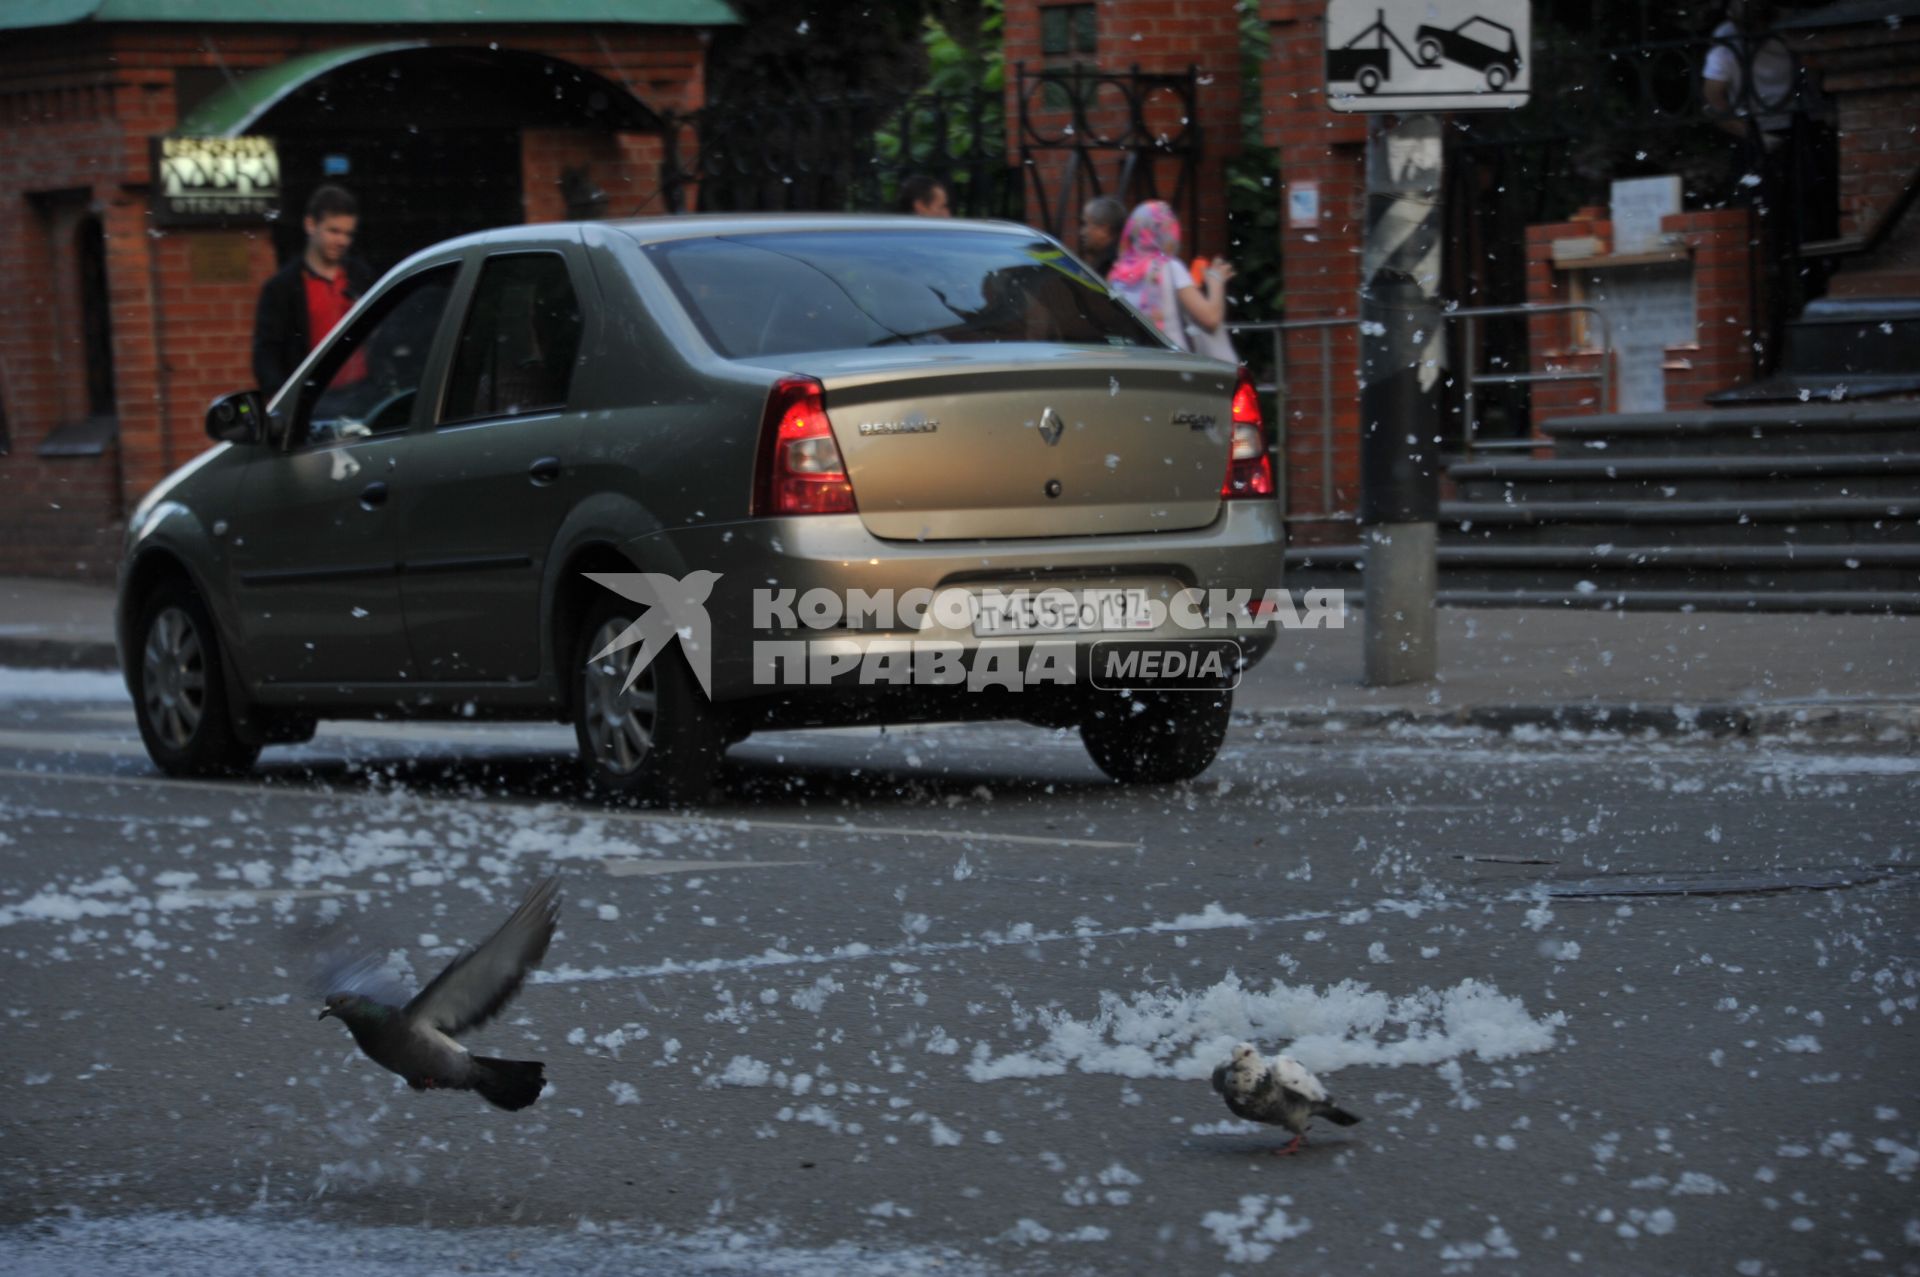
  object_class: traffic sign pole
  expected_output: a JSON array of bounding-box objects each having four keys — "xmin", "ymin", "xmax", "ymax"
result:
[{"xmin": 1358, "ymin": 113, "xmax": 1445, "ymax": 686}]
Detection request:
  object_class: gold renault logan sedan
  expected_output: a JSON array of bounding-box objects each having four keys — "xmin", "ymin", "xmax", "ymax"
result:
[{"xmin": 118, "ymin": 216, "xmax": 1284, "ymax": 804}]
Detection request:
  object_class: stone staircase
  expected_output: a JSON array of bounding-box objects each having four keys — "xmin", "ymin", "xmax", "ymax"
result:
[{"xmin": 1286, "ymin": 401, "xmax": 1920, "ymax": 612}]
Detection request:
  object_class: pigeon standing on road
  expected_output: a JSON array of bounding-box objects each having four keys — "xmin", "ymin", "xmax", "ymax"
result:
[
  {"xmin": 317, "ymin": 877, "xmax": 562, "ymax": 1111},
  {"xmin": 1211, "ymin": 1041, "xmax": 1361, "ymax": 1155}
]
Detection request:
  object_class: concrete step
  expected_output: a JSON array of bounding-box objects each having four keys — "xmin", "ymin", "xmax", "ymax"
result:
[
  {"xmin": 1453, "ymin": 470, "xmax": 1920, "ymax": 506},
  {"xmin": 1450, "ymin": 452, "xmax": 1920, "ymax": 482},
  {"xmin": 1437, "ymin": 588, "xmax": 1920, "ymax": 614},
  {"xmin": 1444, "ymin": 495, "xmax": 1916, "ymax": 526},
  {"xmin": 1540, "ymin": 403, "xmax": 1920, "ymax": 459},
  {"xmin": 1283, "ymin": 543, "xmax": 1920, "ymax": 608},
  {"xmin": 1445, "ymin": 520, "xmax": 1920, "ymax": 548}
]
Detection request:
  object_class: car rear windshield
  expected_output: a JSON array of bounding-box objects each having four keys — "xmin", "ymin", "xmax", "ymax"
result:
[{"xmin": 644, "ymin": 229, "xmax": 1164, "ymax": 361}]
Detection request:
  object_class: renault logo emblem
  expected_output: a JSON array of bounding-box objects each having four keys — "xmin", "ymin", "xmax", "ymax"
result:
[{"xmin": 1037, "ymin": 406, "xmax": 1065, "ymax": 447}]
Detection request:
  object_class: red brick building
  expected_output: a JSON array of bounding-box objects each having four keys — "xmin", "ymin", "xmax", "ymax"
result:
[{"xmin": 0, "ymin": 1, "xmax": 729, "ymax": 580}]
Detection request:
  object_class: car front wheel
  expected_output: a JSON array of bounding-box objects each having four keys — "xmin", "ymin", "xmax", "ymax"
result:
[
  {"xmin": 571, "ymin": 597, "xmax": 725, "ymax": 806},
  {"xmin": 1080, "ymin": 688, "xmax": 1231, "ymax": 785},
  {"xmin": 131, "ymin": 580, "xmax": 259, "ymax": 776}
]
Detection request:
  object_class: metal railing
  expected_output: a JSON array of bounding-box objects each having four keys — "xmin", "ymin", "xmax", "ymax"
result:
[
  {"xmin": 1456, "ymin": 302, "xmax": 1613, "ymax": 454},
  {"xmin": 1228, "ymin": 301, "xmax": 1614, "ymax": 522}
]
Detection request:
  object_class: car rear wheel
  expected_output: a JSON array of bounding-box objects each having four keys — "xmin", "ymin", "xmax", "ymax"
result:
[
  {"xmin": 1486, "ymin": 64, "xmax": 1511, "ymax": 90},
  {"xmin": 572, "ymin": 596, "xmax": 725, "ymax": 806},
  {"xmin": 132, "ymin": 580, "xmax": 259, "ymax": 777},
  {"xmin": 1357, "ymin": 67, "xmax": 1382, "ymax": 94},
  {"xmin": 1080, "ymin": 688, "xmax": 1231, "ymax": 785}
]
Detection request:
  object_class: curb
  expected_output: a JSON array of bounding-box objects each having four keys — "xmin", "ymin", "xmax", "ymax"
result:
[
  {"xmin": 3, "ymin": 636, "xmax": 1913, "ymax": 744},
  {"xmin": 1234, "ymin": 701, "xmax": 1920, "ymax": 742},
  {"xmin": 0, "ymin": 637, "xmax": 119, "ymax": 671}
]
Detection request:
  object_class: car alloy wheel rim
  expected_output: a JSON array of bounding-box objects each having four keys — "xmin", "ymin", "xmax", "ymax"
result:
[
  {"xmin": 584, "ymin": 616, "xmax": 658, "ymax": 776},
  {"xmin": 142, "ymin": 605, "xmax": 207, "ymax": 750}
]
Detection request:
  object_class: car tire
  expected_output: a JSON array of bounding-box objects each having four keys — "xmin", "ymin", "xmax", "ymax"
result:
[
  {"xmin": 571, "ymin": 594, "xmax": 725, "ymax": 806},
  {"xmin": 1357, "ymin": 67, "xmax": 1382, "ymax": 95},
  {"xmin": 1418, "ymin": 38, "xmax": 1442, "ymax": 67},
  {"xmin": 1079, "ymin": 688, "xmax": 1231, "ymax": 785},
  {"xmin": 131, "ymin": 579, "xmax": 260, "ymax": 777},
  {"xmin": 1486, "ymin": 64, "xmax": 1511, "ymax": 90}
]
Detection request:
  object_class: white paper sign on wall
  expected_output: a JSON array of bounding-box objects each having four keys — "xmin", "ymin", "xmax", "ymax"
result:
[
  {"xmin": 1327, "ymin": 0, "xmax": 1532, "ymax": 113},
  {"xmin": 1609, "ymin": 175, "xmax": 1683, "ymax": 254}
]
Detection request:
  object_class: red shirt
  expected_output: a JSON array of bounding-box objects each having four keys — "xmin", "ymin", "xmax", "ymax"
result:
[{"xmin": 303, "ymin": 265, "xmax": 365, "ymax": 384}]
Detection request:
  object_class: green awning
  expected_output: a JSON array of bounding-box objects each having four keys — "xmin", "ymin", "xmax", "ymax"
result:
[
  {"xmin": 174, "ymin": 42, "xmax": 423, "ymax": 136},
  {"xmin": 1, "ymin": 0, "xmax": 737, "ymax": 30},
  {"xmin": 171, "ymin": 42, "xmax": 669, "ymax": 136}
]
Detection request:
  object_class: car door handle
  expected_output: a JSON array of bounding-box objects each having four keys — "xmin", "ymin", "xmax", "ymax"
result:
[
  {"xmin": 528, "ymin": 456, "xmax": 562, "ymax": 486},
  {"xmin": 359, "ymin": 481, "xmax": 390, "ymax": 510}
]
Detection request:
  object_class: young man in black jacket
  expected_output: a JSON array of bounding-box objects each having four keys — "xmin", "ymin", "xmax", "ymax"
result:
[{"xmin": 251, "ymin": 185, "xmax": 373, "ymax": 394}]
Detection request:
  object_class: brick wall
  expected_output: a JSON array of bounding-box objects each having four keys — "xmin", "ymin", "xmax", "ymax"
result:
[
  {"xmin": 1003, "ymin": 0, "xmax": 1244, "ymax": 259},
  {"xmin": 1794, "ymin": 22, "xmax": 1920, "ymax": 297},
  {"xmin": 0, "ymin": 23, "xmax": 706, "ymax": 583},
  {"xmin": 1659, "ymin": 208, "xmax": 1759, "ymax": 408},
  {"xmin": 1523, "ymin": 205, "xmax": 1756, "ymax": 422},
  {"xmin": 0, "ymin": 31, "xmax": 129, "ymax": 580},
  {"xmin": 1261, "ymin": 1, "xmax": 1366, "ymax": 538}
]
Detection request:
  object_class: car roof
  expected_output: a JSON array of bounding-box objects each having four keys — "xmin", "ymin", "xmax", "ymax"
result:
[
  {"xmin": 372, "ymin": 215, "xmax": 1051, "ymax": 287},
  {"xmin": 605, "ymin": 214, "xmax": 1041, "ymax": 246}
]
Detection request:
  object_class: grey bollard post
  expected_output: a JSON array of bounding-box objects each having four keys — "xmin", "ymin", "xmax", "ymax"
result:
[{"xmin": 1359, "ymin": 113, "xmax": 1445, "ymax": 687}]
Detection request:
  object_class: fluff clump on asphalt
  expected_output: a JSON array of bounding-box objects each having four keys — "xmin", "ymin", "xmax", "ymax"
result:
[
  {"xmin": 965, "ymin": 972, "xmax": 1564, "ymax": 1082},
  {"xmin": 1211, "ymin": 1042, "xmax": 1362, "ymax": 1155},
  {"xmin": 316, "ymin": 876, "xmax": 561, "ymax": 1111}
]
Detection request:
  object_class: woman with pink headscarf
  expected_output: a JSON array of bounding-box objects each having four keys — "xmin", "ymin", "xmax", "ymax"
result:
[{"xmin": 1105, "ymin": 200, "xmax": 1235, "ymax": 353}]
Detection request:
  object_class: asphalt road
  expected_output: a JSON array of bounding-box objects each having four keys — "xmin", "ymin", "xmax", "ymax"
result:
[{"xmin": 0, "ymin": 673, "xmax": 1915, "ymax": 1275}]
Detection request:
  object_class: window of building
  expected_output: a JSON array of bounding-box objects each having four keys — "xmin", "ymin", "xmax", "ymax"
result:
[
  {"xmin": 440, "ymin": 253, "xmax": 584, "ymax": 425},
  {"xmin": 1041, "ymin": 4, "xmax": 1097, "ymax": 58},
  {"xmin": 77, "ymin": 214, "xmax": 116, "ymax": 419}
]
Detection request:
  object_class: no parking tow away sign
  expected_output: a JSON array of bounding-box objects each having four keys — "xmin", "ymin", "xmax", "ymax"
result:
[{"xmin": 1327, "ymin": 0, "xmax": 1531, "ymax": 112}]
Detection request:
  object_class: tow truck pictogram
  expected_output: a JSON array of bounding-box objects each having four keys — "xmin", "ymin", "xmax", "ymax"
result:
[{"xmin": 1326, "ymin": 7, "xmax": 1423, "ymax": 95}]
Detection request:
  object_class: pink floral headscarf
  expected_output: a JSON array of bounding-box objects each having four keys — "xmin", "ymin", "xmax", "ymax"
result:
[{"xmin": 1107, "ymin": 201, "xmax": 1184, "ymax": 339}]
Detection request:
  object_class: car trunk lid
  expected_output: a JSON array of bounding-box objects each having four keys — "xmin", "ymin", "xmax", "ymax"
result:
[{"xmin": 785, "ymin": 345, "xmax": 1239, "ymax": 541}]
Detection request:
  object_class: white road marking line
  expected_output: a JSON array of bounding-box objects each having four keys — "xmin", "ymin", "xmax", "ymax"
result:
[
  {"xmin": 0, "ymin": 766, "xmax": 1141, "ymax": 849},
  {"xmin": 0, "ymin": 729, "xmax": 146, "ymax": 757},
  {"xmin": 168, "ymin": 888, "xmax": 357, "ymax": 902},
  {"xmin": 601, "ymin": 857, "xmax": 814, "ymax": 877}
]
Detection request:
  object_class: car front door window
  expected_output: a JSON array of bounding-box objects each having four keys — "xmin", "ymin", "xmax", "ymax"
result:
[{"xmin": 298, "ymin": 265, "xmax": 458, "ymax": 448}]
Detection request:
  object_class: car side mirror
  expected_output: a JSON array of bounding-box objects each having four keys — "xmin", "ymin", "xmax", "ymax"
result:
[{"xmin": 205, "ymin": 389, "xmax": 266, "ymax": 444}]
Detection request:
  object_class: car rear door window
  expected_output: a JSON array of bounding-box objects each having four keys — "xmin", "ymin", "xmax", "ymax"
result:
[
  {"xmin": 644, "ymin": 230, "xmax": 1161, "ymax": 360},
  {"xmin": 440, "ymin": 252, "xmax": 584, "ymax": 425}
]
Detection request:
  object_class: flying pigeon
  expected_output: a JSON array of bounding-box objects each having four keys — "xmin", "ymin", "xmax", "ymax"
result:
[
  {"xmin": 317, "ymin": 877, "xmax": 562, "ymax": 1111},
  {"xmin": 1211, "ymin": 1041, "xmax": 1361, "ymax": 1155}
]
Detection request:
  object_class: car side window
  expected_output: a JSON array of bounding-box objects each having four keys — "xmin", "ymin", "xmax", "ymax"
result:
[
  {"xmin": 298, "ymin": 263, "xmax": 458, "ymax": 448},
  {"xmin": 439, "ymin": 253, "xmax": 584, "ymax": 425}
]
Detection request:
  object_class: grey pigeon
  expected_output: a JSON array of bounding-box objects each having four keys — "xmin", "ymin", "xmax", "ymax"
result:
[
  {"xmin": 1211, "ymin": 1041, "xmax": 1361, "ymax": 1155},
  {"xmin": 318, "ymin": 877, "xmax": 561, "ymax": 1111}
]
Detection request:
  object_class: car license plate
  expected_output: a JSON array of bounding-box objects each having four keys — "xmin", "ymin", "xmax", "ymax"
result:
[{"xmin": 971, "ymin": 588, "xmax": 1155, "ymax": 636}]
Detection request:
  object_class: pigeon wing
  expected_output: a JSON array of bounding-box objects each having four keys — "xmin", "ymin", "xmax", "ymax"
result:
[
  {"xmin": 405, "ymin": 877, "xmax": 561, "ymax": 1036},
  {"xmin": 1273, "ymin": 1053, "xmax": 1328, "ymax": 1103}
]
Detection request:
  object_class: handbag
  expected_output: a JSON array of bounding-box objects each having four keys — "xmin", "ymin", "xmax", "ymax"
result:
[
  {"xmin": 1185, "ymin": 314, "xmax": 1238, "ymax": 364},
  {"xmin": 1164, "ymin": 262, "xmax": 1236, "ymax": 363}
]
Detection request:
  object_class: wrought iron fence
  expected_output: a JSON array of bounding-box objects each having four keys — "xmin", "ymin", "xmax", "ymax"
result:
[
  {"xmin": 1013, "ymin": 65, "xmax": 1201, "ymax": 248},
  {"xmin": 658, "ymin": 89, "xmax": 1016, "ymax": 219}
]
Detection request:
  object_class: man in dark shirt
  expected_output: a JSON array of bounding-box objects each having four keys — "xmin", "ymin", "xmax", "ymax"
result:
[
  {"xmin": 897, "ymin": 175, "xmax": 951, "ymax": 218},
  {"xmin": 251, "ymin": 184, "xmax": 373, "ymax": 394}
]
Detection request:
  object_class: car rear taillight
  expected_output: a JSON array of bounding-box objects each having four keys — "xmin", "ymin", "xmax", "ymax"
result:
[
  {"xmin": 753, "ymin": 377, "xmax": 856, "ymax": 516},
  {"xmin": 1222, "ymin": 366, "xmax": 1275, "ymax": 500}
]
